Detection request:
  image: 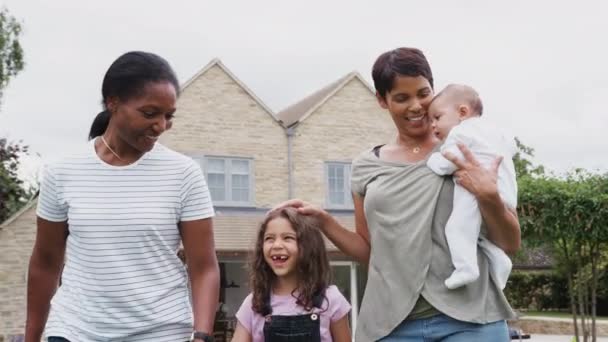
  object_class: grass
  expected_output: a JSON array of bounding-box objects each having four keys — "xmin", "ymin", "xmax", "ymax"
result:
[{"xmin": 522, "ymin": 311, "xmax": 608, "ymax": 321}]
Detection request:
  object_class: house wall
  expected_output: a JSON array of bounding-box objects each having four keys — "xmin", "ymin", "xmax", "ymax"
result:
[
  {"xmin": 160, "ymin": 64, "xmax": 289, "ymax": 208},
  {"xmin": 291, "ymin": 78, "xmax": 395, "ymax": 205}
]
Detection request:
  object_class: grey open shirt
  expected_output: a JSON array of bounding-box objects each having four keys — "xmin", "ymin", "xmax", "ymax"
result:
[{"xmin": 351, "ymin": 149, "xmax": 516, "ymax": 341}]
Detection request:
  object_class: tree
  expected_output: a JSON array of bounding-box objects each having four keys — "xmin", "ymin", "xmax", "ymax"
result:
[
  {"xmin": 0, "ymin": 7, "xmax": 28, "ymax": 223},
  {"xmin": 514, "ymin": 139, "xmax": 608, "ymax": 341},
  {"xmin": 0, "ymin": 7, "xmax": 24, "ymax": 103},
  {"xmin": 513, "ymin": 137, "xmax": 544, "ymax": 178},
  {"xmin": 518, "ymin": 171, "xmax": 608, "ymax": 342},
  {"xmin": 0, "ymin": 138, "xmax": 32, "ymax": 222},
  {"xmin": 510, "ymin": 138, "xmax": 547, "ymax": 267}
]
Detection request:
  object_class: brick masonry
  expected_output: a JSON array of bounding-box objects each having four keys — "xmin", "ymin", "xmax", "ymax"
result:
[
  {"xmin": 292, "ymin": 77, "xmax": 395, "ymax": 205},
  {"xmin": 160, "ymin": 63, "xmax": 289, "ymax": 208}
]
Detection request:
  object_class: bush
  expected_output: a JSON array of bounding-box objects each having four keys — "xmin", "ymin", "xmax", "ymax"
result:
[{"xmin": 505, "ymin": 270, "xmax": 570, "ymax": 311}]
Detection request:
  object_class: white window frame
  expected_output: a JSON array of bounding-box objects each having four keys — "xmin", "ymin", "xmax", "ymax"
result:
[
  {"xmin": 195, "ymin": 155, "xmax": 255, "ymax": 207},
  {"xmin": 324, "ymin": 162, "xmax": 353, "ymax": 209}
]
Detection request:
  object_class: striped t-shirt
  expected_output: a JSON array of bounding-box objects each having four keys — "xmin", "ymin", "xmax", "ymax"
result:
[{"xmin": 36, "ymin": 140, "xmax": 214, "ymax": 342}]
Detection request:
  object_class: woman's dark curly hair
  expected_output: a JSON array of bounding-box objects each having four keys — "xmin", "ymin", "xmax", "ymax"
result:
[{"xmin": 249, "ymin": 207, "xmax": 331, "ymax": 315}]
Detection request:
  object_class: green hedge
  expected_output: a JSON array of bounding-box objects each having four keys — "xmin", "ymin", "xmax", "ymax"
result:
[{"xmin": 505, "ymin": 271, "xmax": 570, "ymax": 311}]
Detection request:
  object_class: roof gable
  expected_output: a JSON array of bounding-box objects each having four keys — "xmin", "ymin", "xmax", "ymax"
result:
[
  {"xmin": 276, "ymin": 72, "xmax": 375, "ymax": 127},
  {"xmin": 181, "ymin": 58, "xmax": 279, "ymax": 123}
]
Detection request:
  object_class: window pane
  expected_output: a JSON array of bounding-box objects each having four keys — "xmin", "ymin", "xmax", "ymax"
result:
[
  {"xmin": 232, "ymin": 174, "xmax": 249, "ymax": 188},
  {"xmin": 327, "ymin": 163, "xmax": 352, "ymax": 207},
  {"xmin": 328, "ymin": 164, "xmax": 344, "ymax": 204},
  {"xmin": 328, "ymin": 177, "xmax": 342, "ymax": 192},
  {"xmin": 204, "ymin": 157, "xmax": 252, "ymax": 205},
  {"xmin": 231, "ymin": 159, "xmax": 249, "ymax": 174},
  {"xmin": 328, "ymin": 165, "xmax": 336, "ymax": 178},
  {"xmin": 232, "ymin": 188, "xmax": 249, "ymax": 202},
  {"xmin": 330, "ymin": 191, "xmax": 344, "ymax": 205},
  {"xmin": 207, "ymin": 158, "xmax": 225, "ymax": 173},
  {"xmin": 207, "ymin": 174, "xmax": 225, "ymax": 201},
  {"xmin": 336, "ymin": 166, "xmax": 344, "ymax": 180},
  {"xmin": 231, "ymin": 174, "xmax": 249, "ymax": 202}
]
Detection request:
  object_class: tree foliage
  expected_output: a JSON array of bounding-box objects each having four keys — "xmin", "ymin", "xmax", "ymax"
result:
[
  {"xmin": 0, "ymin": 138, "xmax": 32, "ymax": 222},
  {"xmin": 513, "ymin": 138, "xmax": 607, "ymax": 341},
  {"xmin": 0, "ymin": 7, "xmax": 24, "ymax": 102},
  {"xmin": 513, "ymin": 137, "xmax": 545, "ymax": 178},
  {"xmin": 518, "ymin": 170, "xmax": 608, "ymax": 342},
  {"xmin": 0, "ymin": 7, "xmax": 28, "ymax": 223}
]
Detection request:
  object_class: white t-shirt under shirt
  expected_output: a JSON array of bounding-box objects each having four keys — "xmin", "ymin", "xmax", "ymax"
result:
[
  {"xmin": 36, "ymin": 140, "xmax": 215, "ymax": 342},
  {"xmin": 235, "ymin": 285, "xmax": 351, "ymax": 342}
]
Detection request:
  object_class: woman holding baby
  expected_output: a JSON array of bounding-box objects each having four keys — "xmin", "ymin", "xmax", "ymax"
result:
[{"xmin": 276, "ymin": 47, "xmax": 520, "ymax": 341}]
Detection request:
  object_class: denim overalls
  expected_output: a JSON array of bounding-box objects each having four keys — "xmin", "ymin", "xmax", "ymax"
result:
[{"xmin": 261, "ymin": 291, "xmax": 324, "ymax": 342}]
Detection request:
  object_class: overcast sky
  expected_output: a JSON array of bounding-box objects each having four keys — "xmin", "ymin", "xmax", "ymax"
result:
[{"xmin": 1, "ymin": 0, "xmax": 607, "ymax": 183}]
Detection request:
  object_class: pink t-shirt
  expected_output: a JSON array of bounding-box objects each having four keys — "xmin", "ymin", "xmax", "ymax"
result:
[{"xmin": 235, "ymin": 285, "xmax": 351, "ymax": 342}]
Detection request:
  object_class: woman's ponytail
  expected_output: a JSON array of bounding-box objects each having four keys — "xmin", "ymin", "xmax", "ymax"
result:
[{"xmin": 88, "ymin": 110, "xmax": 110, "ymax": 140}]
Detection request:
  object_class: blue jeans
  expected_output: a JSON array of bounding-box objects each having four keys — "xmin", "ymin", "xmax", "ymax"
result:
[{"xmin": 378, "ymin": 314, "xmax": 509, "ymax": 342}]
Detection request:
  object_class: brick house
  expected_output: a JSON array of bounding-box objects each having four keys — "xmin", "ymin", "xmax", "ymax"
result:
[{"xmin": 0, "ymin": 58, "xmax": 395, "ymax": 340}]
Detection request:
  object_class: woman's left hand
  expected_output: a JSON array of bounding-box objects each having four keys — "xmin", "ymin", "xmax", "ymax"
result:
[{"xmin": 442, "ymin": 143, "xmax": 501, "ymax": 201}]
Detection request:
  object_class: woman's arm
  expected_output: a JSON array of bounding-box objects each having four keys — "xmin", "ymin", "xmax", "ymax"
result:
[
  {"xmin": 477, "ymin": 191, "xmax": 520, "ymax": 255},
  {"xmin": 25, "ymin": 217, "xmax": 69, "ymax": 342},
  {"xmin": 271, "ymin": 197, "xmax": 371, "ymax": 264},
  {"xmin": 444, "ymin": 143, "xmax": 521, "ymax": 255},
  {"xmin": 180, "ymin": 218, "xmax": 220, "ymax": 335},
  {"xmin": 231, "ymin": 322, "xmax": 253, "ymax": 342},
  {"xmin": 330, "ymin": 315, "xmax": 352, "ymax": 342}
]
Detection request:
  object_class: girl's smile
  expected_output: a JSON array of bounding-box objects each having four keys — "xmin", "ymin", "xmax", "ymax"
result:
[{"xmin": 263, "ymin": 217, "xmax": 299, "ymax": 279}]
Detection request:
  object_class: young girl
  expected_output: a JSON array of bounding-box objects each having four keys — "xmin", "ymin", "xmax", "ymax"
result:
[{"xmin": 231, "ymin": 207, "xmax": 352, "ymax": 342}]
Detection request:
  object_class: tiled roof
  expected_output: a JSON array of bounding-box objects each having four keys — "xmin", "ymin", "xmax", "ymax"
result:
[
  {"xmin": 1, "ymin": 201, "xmax": 355, "ymax": 254},
  {"xmin": 1, "ymin": 201, "xmax": 555, "ymax": 268},
  {"xmin": 276, "ymin": 72, "xmax": 374, "ymax": 127}
]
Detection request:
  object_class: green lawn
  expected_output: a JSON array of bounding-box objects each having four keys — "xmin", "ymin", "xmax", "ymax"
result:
[{"xmin": 522, "ymin": 311, "xmax": 608, "ymax": 321}]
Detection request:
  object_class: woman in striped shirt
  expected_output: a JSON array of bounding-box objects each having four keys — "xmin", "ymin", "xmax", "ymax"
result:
[{"xmin": 25, "ymin": 51, "xmax": 219, "ymax": 342}]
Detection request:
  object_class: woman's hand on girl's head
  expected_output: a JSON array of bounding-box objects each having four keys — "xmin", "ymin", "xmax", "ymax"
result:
[
  {"xmin": 443, "ymin": 143, "xmax": 501, "ymax": 201},
  {"xmin": 268, "ymin": 199, "xmax": 306, "ymax": 214},
  {"xmin": 268, "ymin": 199, "xmax": 330, "ymax": 223}
]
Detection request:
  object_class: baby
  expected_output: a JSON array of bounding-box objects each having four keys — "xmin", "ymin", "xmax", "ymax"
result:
[{"xmin": 427, "ymin": 84, "xmax": 517, "ymax": 290}]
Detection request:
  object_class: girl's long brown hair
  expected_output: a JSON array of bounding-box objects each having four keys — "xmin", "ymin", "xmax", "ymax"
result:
[{"xmin": 249, "ymin": 207, "xmax": 331, "ymax": 315}]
